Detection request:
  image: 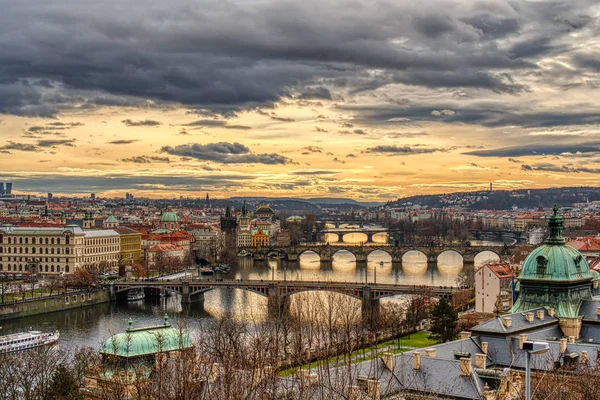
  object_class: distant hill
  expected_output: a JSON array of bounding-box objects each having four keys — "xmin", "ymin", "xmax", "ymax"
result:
[{"xmin": 389, "ymin": 186, "xmax": 600, "ymax": 210}]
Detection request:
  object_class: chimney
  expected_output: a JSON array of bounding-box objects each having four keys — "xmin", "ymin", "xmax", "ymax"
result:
[
  {"xmin": 568, "ymin": 336, "xmax": 576, "ymax": 344},
  {"xmin": 367, "ymin": 379, "xmax": 381, "ymax": 400},
  {"xmin": 481, "ymin": 342, "xmax": 489, "ymax": 354},
  {"xmin": 425, "ymin": 348, "xmax": 437, "ymax": 358},
  {"xmin": 548, "ymin": 308, "xmax": 555, "ymax": 317},
  {"xmin": 459, "ymin": 358, "xmax": 472, "ymax": 377},
  {"xmin": 210, "ymin": 363, "xmax": 220, "ymax": 383},
  {"xmin": 348, "ymin": 386, "xmax": 361, "ymax": 400},
  {"xmin": 560, "ymin": 338, "xmax": 568, "ymax": 353},
  {"xmin": 383, "ymin": 352, "xmax": 394, "ymax": 371},
  {"xmin": 519, "ymin": 334, "xmax": 529, "ymax": 349},
  {"xmin": 525, "ymin": 312, "xmax": 534, "ymax": 323},
  {"xmin": 460, "ymin": 331, "xmax": 472, "ymax": 340},
  {"xmin": 536, "ymin": 310, "xmax": 545, "ymax": 320},
  {"xmin": 475, "ymin": 353, "xmax": 487, "ymax": 369},
  {"xmin": 581, "ymin": 351, "xmax": 588, "ymax": 364},
  {"xmin": 413, "ymin": 351, "xmax": 421, "ymax": 370},
  {"xmin": 502, "ymin": 317, "xmax": 512, "ymax": 328}
]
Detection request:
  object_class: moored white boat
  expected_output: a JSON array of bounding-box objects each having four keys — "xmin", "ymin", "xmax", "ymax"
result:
[
  {"xmin": 0, "ymin": 330, "xmax": 60, "ymax": 354},
  {"xmin": 127, "ymin": 288, "xmax": 145, "ymax": 301}
]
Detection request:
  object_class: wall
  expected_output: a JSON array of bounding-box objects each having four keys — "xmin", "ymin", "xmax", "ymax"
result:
[{"xmin": 0, "ymin": 289, "xmax": 111, "ymax": 321}]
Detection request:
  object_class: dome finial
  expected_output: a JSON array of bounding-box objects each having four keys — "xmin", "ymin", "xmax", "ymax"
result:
[
  {"xmin": 127, "ymin": 318, "xmax": 133, "ymax": 331},
  {"xmin": 163, "ymin": 314, "xmax": 170, "ymax": 326},
  {"xmin": 546, "ymin": 204, "xmax": 564, "ymax": 245}
]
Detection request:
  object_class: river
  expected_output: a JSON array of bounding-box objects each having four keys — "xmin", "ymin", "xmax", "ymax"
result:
[{"xmin": 0, "ymin": 239, "xmax": 502, "ymax": 352}]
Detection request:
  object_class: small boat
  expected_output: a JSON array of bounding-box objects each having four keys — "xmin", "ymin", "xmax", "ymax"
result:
[
  {"xmin": 200, "ymin": 267, "xmax": 214, "ymax": 275},
  {"xmin": 127, "ymin": 288, "xmax": 145, "ymax": 301},
  {"xmin": 214, "ymin": 264, "xmax": 231, "ymax": 274},
  {"xmin": 0, "ymin": 330, "xmax": 60, "ymax": 354}
]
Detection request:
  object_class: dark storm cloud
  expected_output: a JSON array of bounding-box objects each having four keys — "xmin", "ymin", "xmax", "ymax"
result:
[
  {"xmin": 181, "ymin": 120, "xmax": 252, "ymax": 130},
  {"xmin": 161, "ymin": 142, "xmax": 292, "ymax": 164},
  {"xmin": 0, "ymin": 142, "xmax": 40, "ymax": 152},
  {"xmin": 108, "ymin": 140, "xmax": 139, "ymax": 145},
  {"xmin": 363, "ymin": 145, "xmax": 442, "ymax": 155},
  {"xmin": 346, "ymin": 105, "xmax": 600, "ymax": 129},
  {"xmin": 1, "ymin": 0, "xmax": 595, "ymax": 116},
  {"xmin": 521, "ymin": 163, "xmax": 600, "ymax": 174},
  {"xmin": 121, "ymin": 155, "xmax": 171, "ymax": 164},
  {"xmin": 465, "ymin": 143, "xmax": 600, "ymax": 157},
  {"xmin": 3, "ymin": 173, "xmax": 256, "ymax": 193},
  {"xmin": 122, "ymin": 119, "xmax": 162, "ymax": 127},
  {"xmin": 291, "ymin": 170, "xmax": 338, "ymax": 175},
  {"xmin": 37, "ymin": 139, "xmax": 76, "ymax": 147},
  {"xmin": 508, "ymin": 158, "xmax": 523, "ymax": 163}
]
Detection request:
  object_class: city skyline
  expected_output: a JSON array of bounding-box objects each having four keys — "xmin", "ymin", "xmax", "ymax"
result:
[{"xmin": 1, "ymin": 1, "xmax": 600, "ymax": 200}]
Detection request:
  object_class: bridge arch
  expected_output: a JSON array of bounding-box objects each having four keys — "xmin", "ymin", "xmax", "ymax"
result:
[
  {"xmin": 437, "ymin": 249, "xmax": 464, "ymax": 265},
  {"xmin": 401, "ymin": 249, "xmax": 428, "ymax": 263},
  {"xmin": 365, "ymin": 248, "xmax": 393, "ymax": 259},
  {"xmin": 298, "ymin": 249, "xmax": 321, "ymax": 260},
  {"xmin": 189, "ymin": 286, "xmax": 269, "ymax": 299},
  {"xmin": 331, "ymin": 248, "xmax": 357, "ymax": 260},
  {"xmin": 341, "ymin": 232, "xmax": 368, "ymax": 244},
  {"xmin": 474, "ymin": 250, "xmax": 501, "ymax": 266},
  {"xmin": 282, "ymin": 287, "xmax": 363, "ymax": 301}
]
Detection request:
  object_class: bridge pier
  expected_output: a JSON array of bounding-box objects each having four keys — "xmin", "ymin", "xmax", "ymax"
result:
[
  {"xmin": 267, "ymin": 285, "xmax": 290, "ymax": 319},
  {"xmin": 181, "ymin": 281, "xmax": 191, "ymax": 304},
  {"xmin": 427, "ymin": 255, "xmax": 438, "ymax": 269},
  {"xmin": 361, "ymin": 287, "xmax": 380, "ymax": 329},
  {"xmin": 463, "ymin": 254, "xmax": 475, "ymax": 266},
  {"xmin": 286, "ymin": 252, "xmax": 298, "ymax": 261}
]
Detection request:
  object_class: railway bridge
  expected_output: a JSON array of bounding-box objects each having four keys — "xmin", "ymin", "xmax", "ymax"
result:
[{"xmin": 109, "ymin": 279, "xmax": 469, "ymax": 327}]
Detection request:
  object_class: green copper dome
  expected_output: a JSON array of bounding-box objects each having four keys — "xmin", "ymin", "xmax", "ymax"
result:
[
  {"xmin": 161, "ymin": 209, "xmax": 179, "ymax": 223},
  {"xmin": 101, "ymin": 317, "xmax": 192, "ymax": 358},
  {"xmin": 512, "ymin": 205, "xmax": 593, "ymax": 318},
  {"xmin": 105, "ymin": 215, "xmax": 118, "ymax": 223},
  {"xmin": 519, "ymin": 205, "xmax": 591, "ymax": 282}
]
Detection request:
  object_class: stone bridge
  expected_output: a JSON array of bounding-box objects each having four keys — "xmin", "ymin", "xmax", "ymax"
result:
[
  {"xmin": 238, "ymin": 243, "xmax": 512, "ymax": 265},
  {"xmin": 109, "ymin": 279, "xmax": 467, "ymax": 327}
]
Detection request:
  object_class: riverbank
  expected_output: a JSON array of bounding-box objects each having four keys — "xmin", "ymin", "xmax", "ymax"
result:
[{"xmin": 0, "ymin": 289, "xmax": 111, "ymax": 321}]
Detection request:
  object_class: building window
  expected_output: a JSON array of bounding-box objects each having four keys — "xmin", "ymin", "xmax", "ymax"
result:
[
  {"xmin": 536, "ymin": 256, "xmax": 548, "ymax": 274},
  {"xmin": 32, "ymin": 238, "xmax": 36, "ymax": 244}
]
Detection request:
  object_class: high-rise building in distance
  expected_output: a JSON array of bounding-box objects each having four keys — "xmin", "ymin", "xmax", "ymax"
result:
[
  {"xmin": 91, "ymin": 193, "xmax": 96, "ymax": 200},
  {"xmin": 0, "ymin": 183, "xmax": 4, "ymax": 195},
  {"xmin": 5, "ymin": 182, "xmax": 12, "ymax": 195},
  {"xmin": 48, "ymin": 193, "xmax": 53, "ymax": 199}
]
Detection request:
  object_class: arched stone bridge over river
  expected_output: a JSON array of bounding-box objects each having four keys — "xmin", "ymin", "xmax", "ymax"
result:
[
  {"xmin": 238, "ymin": 243, "xmax": 512, "ymax": 266},
  {"xmin": 109, "ymin": 279, "xmax": 471, "ymax": 327}
]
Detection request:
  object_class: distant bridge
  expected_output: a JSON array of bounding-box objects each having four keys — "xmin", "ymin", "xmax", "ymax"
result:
[
  {"xmin": 109, "ymin": 279, "xmax": 469, "ymax": 326},
  {"xmin": 238, "ymin": 243, "xmax": 511, "ymax": 265}
]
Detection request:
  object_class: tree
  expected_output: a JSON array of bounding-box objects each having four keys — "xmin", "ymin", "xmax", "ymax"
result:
[
  {"xmin": 45, "ymin": 365, "xmax": 82, "ymax": 400},
  {"xmin": 429, "ymin": 298, "xmax": 459, "ymax": 343},
  {"xmin": 132, "ymin": 263, "xmax": 146, "ymax": 280},
  {"xmin": 70, "ymin": 268, "xmax": 95, "ymax": 288}
]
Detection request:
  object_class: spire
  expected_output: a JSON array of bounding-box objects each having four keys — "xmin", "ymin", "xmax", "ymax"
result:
[
  {"xmin": 545, "ymin": 204, "xmax": 564, "ymax": 245},
  {"xmin": 242, "ymin": 200, "xmax": 248, "ymax": 216},
  {"xmin": 225, "ymin": 204, "xmax": 232, "ymax": 218}
]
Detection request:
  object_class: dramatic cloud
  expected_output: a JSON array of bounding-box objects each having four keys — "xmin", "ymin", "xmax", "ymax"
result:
[
  {"xmin": 0, "ymin": 141, "xmax": 40, "ymax": 152},
  {"xmin": 521, "ymin": 163, "xmax": 600, "ymax": 174},
  {"xmin": 465, "ymin": 143, "xmax": 600, "ymax": 157},
  {"xmin": 108, "ymin": 140, "xmax": 139, "ymax": 145},
  {"xmin": 36, "ymin": 139, "xmax": 76, "ymax": 147},
  {"xmin": 122, "ymin": 119, "xmax": 162, "ymax": 127},
  {"xmin": 161, "ymin": 142, "xmax": 292, "ymax": 164},
  {"xmin": 121, "ymin": 155, "xmax": 171, "ymax": 164},
  {"xmin": 363, "ymin": 145, "xmax": 442, "ymax": 156},
  {"xmin": 181, "ymin": 120, "xmax": 251, "ymax": 130}
]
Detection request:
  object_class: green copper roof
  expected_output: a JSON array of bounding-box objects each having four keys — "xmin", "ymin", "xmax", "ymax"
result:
[
  {"xmin": 105, "ymin": 215, "xmax": 118, "ymax": 223},
  {"xmin": 519, "ymin": 244, "xmax": 591, "ymax": 282},
  {"xmin": 101, "ymin": 317, "xmax": 192, "ymax": 358},
  {"xmin": 161, "ymin": 210, "xmax": 179, "ymax": 223},
  {"xmin": 511, "ymin": 205, "xmax": 593, "ymax": 318}
]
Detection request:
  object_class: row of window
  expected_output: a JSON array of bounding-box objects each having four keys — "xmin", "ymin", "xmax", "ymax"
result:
[
  {"xmin": 84, "ymin": 246, "xmax": 119, "ymax": 254},
  {"xmin": 85, "ymin": 238, "xmax": 119, "ymax": 246},
  {"xmin": 2, "ymin": 257, "xmax": 66, "ymax": 263},
  {"xmin": 0, "ymin": 264, "xmax": 70, "ymax": 273},
  {"xmin": 2, "ymin": 236, "xmax": 71, "ymax": 245},
  {"xmin": 1, "ymin": 247, "xmax": 71, "ymax": 255}
]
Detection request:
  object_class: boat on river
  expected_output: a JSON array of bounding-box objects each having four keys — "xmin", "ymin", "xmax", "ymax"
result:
[
  {"xmin": 214, "ymin": 264, "xmax": 231, "ymax": 274},
  {"xmin": 127, "ymin": 288, "xmax": 145, "ymax": 301},
  {"xmin": 0, "ymin": 330, "xmax": 60, "ymax": 353},
  {"xmin": 200, "ymin": 267, "xmax": 214, "ymax": 275}
]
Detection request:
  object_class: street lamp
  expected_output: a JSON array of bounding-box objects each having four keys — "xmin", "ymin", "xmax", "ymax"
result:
[{"xmin": 523, "ymin": 340, "xmax": 550, "ymax": 400}]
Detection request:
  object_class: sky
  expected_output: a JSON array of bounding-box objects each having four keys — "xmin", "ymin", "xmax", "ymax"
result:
[{"xmin": 1, "ymin": 0, "xmax": 599, "ymax": 201}]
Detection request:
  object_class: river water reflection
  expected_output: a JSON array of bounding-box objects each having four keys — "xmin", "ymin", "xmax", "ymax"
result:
[{"xmin": 0, "ymin": 244, "xmax": 501, "ymax": 351}]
